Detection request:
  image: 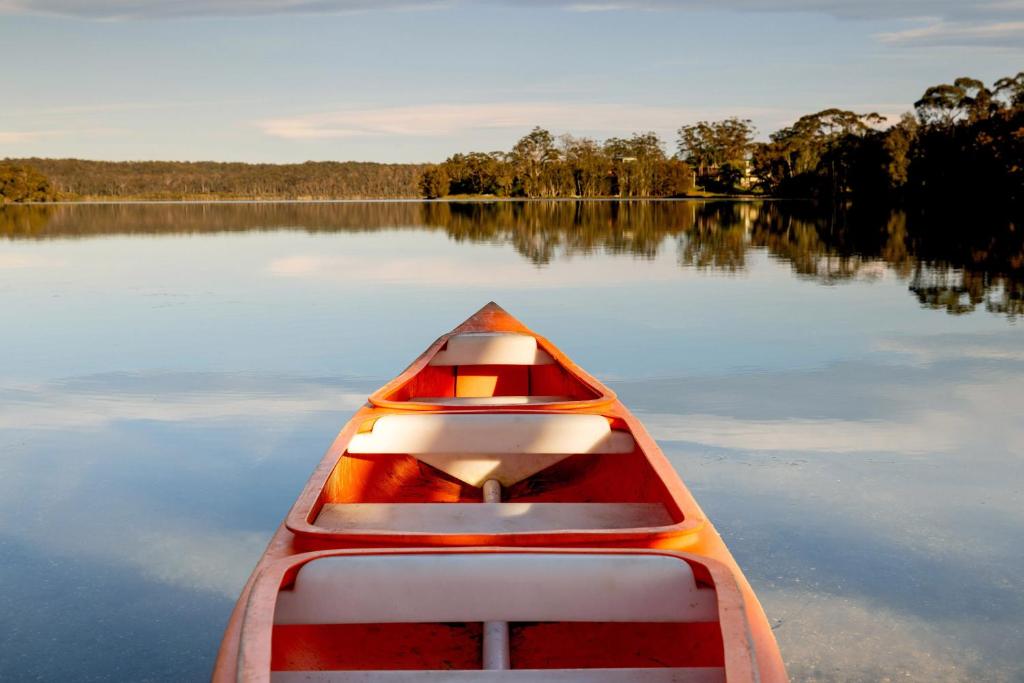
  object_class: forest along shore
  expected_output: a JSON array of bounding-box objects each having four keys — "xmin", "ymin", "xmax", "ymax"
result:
[{"xmin": 2, "ymin": 72, "xmax": 1022, "ymax": 219}]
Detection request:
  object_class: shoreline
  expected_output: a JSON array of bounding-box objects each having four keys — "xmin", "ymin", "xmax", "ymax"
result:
[{"xmin": 9, "ymin": 195, "xmax": 778, "ymax": 206}]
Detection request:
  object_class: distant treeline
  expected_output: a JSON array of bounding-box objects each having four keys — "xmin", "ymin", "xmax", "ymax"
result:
[
  {"xmin": 424, "ymin": 71, "xmax": 1024, "ymax": 214},
  {"xmin": 1, "ymin": 71, "xmax": 1021, "ymax": 209},
  {"xmin": 421, "ymin": 129, "xmax": 695, "ymax": 198},
  {"xmin": 0, "ymin": 159, "xmax": 425, "ymax": 202},
  {"xmin": 751, "ymin": 73, "xmax": 1024, "ymax": 214}
]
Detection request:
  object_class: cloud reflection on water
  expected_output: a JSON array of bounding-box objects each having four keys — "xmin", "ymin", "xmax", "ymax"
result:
[
  {"xmin": 0, "ymin": 372, "xmax": 367, "ymax": 430},
  {"xmin": 0, "ymin": 372, "xmax": 376, "ymax": 605},
  {"xmin": 0, "ymin": 203, "xmax": 1022, "ymax": 680},
  {"xmin": 623, "ymin": 334, "xmax": 1024, "ymax": 681},
  {"xmin": 0, "ymin": 332, "xmax": 1020, "ymax": 680}
]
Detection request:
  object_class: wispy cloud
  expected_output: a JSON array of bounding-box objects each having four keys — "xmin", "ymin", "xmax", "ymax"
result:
[
  {"xmin": 0, "ymin": 376, "xmax": 367, "ymax": 430},
  {"xmin": 0, "ymin": 0, "xmax": 443, "ymax": 19},
  {"xmin": 638, "ymin": 362, "xmax": 1024, "ymax": 454},
  {"xmin": 878, "ymin": 19, "xmax": 1024, "ymax": 46},
  {"xmin": 874, "ymin": 334, "xmax": 1024, "ymax": 364},
  {"xmin": 2, "ymin": 0, "xmax": 1017, "ymax": 22},
  {"xmin": 259, "ymin": 102, "xmax": 787, "ymax": 140},
  {"xmin": 4, "ymin": 0, "xmax": 1022, "ymax": 52},
  {"xmin": 0, "ymin": 127, "xmax": 122, "ymax": 144},
  {"xmin": 641, "ymin": 411, "xmax": 968, "ymax": 453},
  {"xmin": 0, "ymin": 130, "xmax": 66, "ymax": 143},
  {"xmin": 5, "ymin": 100, "xmax": 226, "ymax": 117},
  {"xmin": 267, "ymin": 251, "xmax": 695, "ymax": 287}
]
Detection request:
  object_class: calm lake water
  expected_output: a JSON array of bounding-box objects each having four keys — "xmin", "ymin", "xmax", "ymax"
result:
[{"xmin": 1, "ymin": 201, "xmax": 1022, "ymax": 682}]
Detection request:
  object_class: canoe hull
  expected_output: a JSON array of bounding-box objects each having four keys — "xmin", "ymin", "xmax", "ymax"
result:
[{"xmin": 214, "ymin": 304, "xmax": 787, "ymax": 682}]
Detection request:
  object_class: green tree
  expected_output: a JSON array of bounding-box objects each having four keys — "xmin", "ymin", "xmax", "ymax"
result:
[
  {"xmin": 914, "ymin": 78, "xmax": 992, "ymax": 126},
  {"xmin": 676, "ymin": 118, "xmax": 755, "ymax": 175},
  {"xmin": 560, "ymin": 135, "xmax": 607, "ymax": 197},
  {"xmin": 512, "ymin": 127, "xmax": 557, "ymax": 197},
  {"xmin": 994, "ymin": 72, "xmax": 1024, "ymax": 108},
  {"xmin": 419, "ymin": 166, "xmax": 450, "ymax": 198},
  {"xmin": 653, "ymin": 159, "xmax": 695, "ymax": 196},
  {"xmin": 605, "ymin": 132, "xmax": 666, "ymax": 197},
  {"xmin": 760, "ymin": 108, "xmax": 884, "ymax": 197},
  {"xmin": 883, "ymin": 113, "xmax": 918, "ymax": 190},
  {"xmin": 0, "ymin": 164, "xmax": 57, "ymax": 203}
]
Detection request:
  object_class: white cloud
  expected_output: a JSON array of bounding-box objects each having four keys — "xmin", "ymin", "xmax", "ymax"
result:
[
  {"xmin": 878, "ymin": 19, "xmax": 1024, "ymax": 46},
  {"xmin": 4, "ymin": 0, "xmax": 1023, "ymax": 54},
  {"xmin": 0, "ymin": 130, "xmax": 65, "ymax": 143},
  {"xmin": 641, "ymin": 411, "xmax": 968, "ymax": 453},
  {"xmin": 0, "ymin": 0, "xmax": 443, "ymax": 19},
  {"xmin": 267, "ymin": 249, "xmax": 696, "ymax": 287},
  {"xmin": 259, "ymin": 102, "xmax": 787, "ymax": 140},
  {"xmin": 1, "ymin": 0, "xmax": 1008, "ymax": 21},
  {"xmin": 638, "ymin": 353, "xmax": 1024, "ymax": 455},
  {"xmin": 0, "ymin": 127, "xmax": 121, "ymax": 143},
  {"xmin": 4, "ymin": 0, "xmax": 1019, "ymax": 28},
  {"xmin": 873, "ymin": 335, "xmax": 1024, "ymax": 364},
  {"xmin": 0, "ymin": 379, "xmax": 367, "ymax": 430}
]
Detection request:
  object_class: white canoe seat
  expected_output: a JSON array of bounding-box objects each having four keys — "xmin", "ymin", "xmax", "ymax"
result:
[
  {"xmin": 347, "ymin": 414, "xmax": 634, "ymax": 455},
  {"xmin": 314, "ymin": 502, "xmax": 674, "ymax": 534},
  {"xmin": 410, "ymin": 396, "xmax": 570, "ymax": 406},
  {"xmin": 346, "ymin": 414, "xmax": 636, "ymax": 487},
  {"xmin": 273, "ymin": 553, "xmax": 718, "ymax": 625},
  {"xmin": 429, "ymin": 333, "xmax": 554, "ymax": 366},
  {"xmin": 272, "ymin": 669, "xmax": 725, "ymax": 682}
]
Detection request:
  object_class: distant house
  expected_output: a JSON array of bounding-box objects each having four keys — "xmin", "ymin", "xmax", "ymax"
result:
[{"xmin": 696, "ymin": 160, "xmax": 756, "ymax": 190}]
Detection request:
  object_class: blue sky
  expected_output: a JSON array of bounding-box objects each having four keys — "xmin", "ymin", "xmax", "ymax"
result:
[{"xmin": 2, "ymin": 1, "xmax": 1022, "ymax": 162}]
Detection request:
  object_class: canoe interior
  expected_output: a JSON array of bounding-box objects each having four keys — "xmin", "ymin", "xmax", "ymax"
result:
[
  {"xmin": 381, "ymin": 363, "xmax": 600, "ymax": 404},
  {"xmin": 324, "ymin": 445, "xmax": 678, "ymax": 503},
  {"xmin": 312, "ymin": 448, "xmax": 684, "ymax": 531},
  {"xmin": 270, "ymin": 622, "xmax": 725, "ymax": 671},
  {"xmin": 264, "ymin": 552, "xmax": 728, "ymax": 677}
]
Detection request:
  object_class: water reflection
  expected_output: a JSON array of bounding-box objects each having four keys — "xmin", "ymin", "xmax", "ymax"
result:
[
  {"xmin": 1, "ymin": 201, "xmax": 1022, "ymax": 681},
  {"xmin": 2, "ymin": 200, "xmax": 1021, "ymax": 317},
  {"xmin": 617, "ymin": 330, "xmax": 1024, "ymax": 681}
]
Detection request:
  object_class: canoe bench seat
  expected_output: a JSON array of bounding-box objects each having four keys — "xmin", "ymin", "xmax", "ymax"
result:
[
  {"xmin": 346, "ymin": 413, "xmax": 636, "ymax": 487},
  {"xmin": 268, "ymin": 554, "xmax": 724, "ymax": 681},
  {"xmin": 427, "ymin": 333, "xmax": 569, "ymax": 401},
  {"xmin": 428, "ymin": 333, "xmax": 554, "ymax": 366},
  {"xmin": 315, "ymin": 502, "xmax": 674, "ymax": 533},
  {"xmin": 410, "ymin": 396, "xmax": 572, "ymax": 406},
  {"xmin": 274, "ymin": 553, "xmax": 719, "ymax": 624}
]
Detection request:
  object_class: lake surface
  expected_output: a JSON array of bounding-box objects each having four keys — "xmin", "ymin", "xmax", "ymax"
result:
[{"xmin": 1, "ymin": 201, "xmax": 1022, "ymax": 682}]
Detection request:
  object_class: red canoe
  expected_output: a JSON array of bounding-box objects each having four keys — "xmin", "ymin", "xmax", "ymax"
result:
[{"xmin": 214, "ymin": 303, "xmax": 787, "ymax": 682}]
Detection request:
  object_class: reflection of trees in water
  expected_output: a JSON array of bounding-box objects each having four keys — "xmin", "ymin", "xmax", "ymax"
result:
[
  {"xmin": 422, "ymin": 201, "xmax": 693, "ymax": 264},
  {"xmin": 2, "ymin": 200, "xmax": 1020, "ymax": 318},
  {"xmin": 748, "ymin": 204, "xmax": 1023, "ymax": 316},
  {"xmin": 677, "ymin": 202, "xmax": 749, "ymax": 272},
  {"xmin": 749, "ymin": 205, "xmax": 913, "ymax": 283},
  {"xmin": 908, "ymin": 267, "xmax": 1024, "ymax": 317},
  {"xmin": 0, "ymin": 205, "xmax": 55, "ymax": 237},
  {"xmin": 0, "ymin": 202, "xmax": 428, "ymax": 237}
]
